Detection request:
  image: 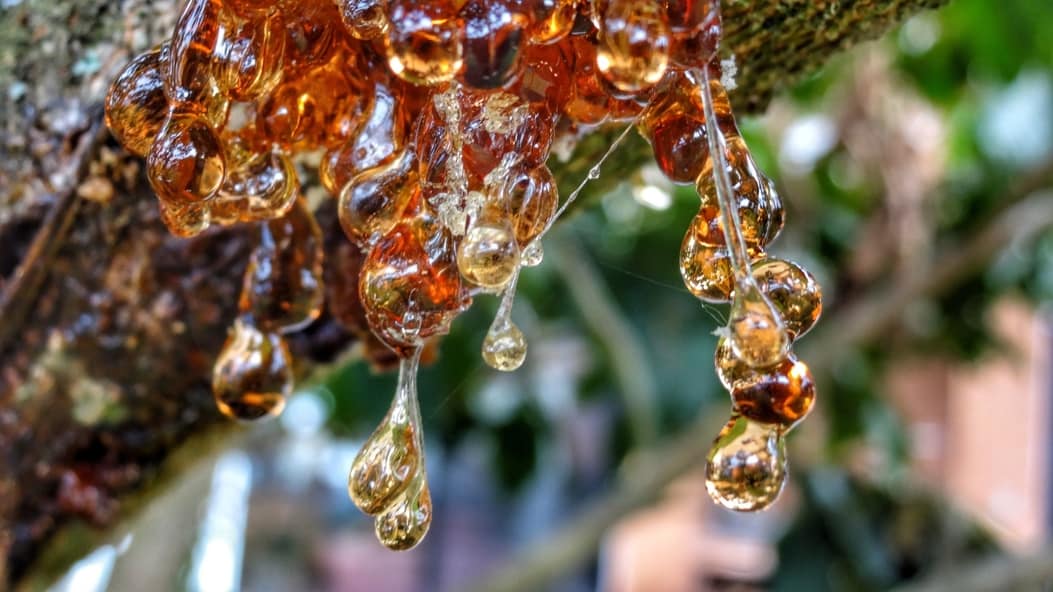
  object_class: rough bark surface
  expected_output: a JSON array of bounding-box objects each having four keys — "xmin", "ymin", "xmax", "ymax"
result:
[{"xmin": 0, "ymin": 0, "xmax": 948, "ymax": 588}]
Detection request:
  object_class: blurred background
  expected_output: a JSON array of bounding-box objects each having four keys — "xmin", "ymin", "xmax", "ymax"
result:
[{"xmin": 44, "ymin": 0, "xmax": 1053, "ymax": 590}]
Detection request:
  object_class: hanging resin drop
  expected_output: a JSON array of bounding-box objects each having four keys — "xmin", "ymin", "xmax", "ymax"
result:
[
  {"xmin": 374, "ymin": 468, "xmax": 433, "ymax": 551},
  {"xmin": 217, "ymin": 132, "xmax": 299, "ymax": 223},
  {"xmin": 349, "ymin": 350, "xmax": 433, "ymax": 551},
  {"xmin": 457, "ymin": 217, "xmax": 521, "ymax": 290},
  {"xmin": 384, "ymin": 1, "xmax": 464, "ymax": 85},
  {"xmin": 147, "ymin": 113, "xmax": 227, "ymax": 205},
  {"xmin": 158, "ymin": 199, "xmax": 212, "ymax": 238},
  {"xmin": 750, "ymin": 257, "xmax": 822, "ymax": 340},
  {"xmin": 348, "ymin": 351, "xmax": 425, "ymax": 515},
  {"xmin": 725, "ymin": 281, "xmax": 790, "ymax": 368},
  {"xmin": 239, "ymin": 199, "xmax": 325, "ymax": 334},
  {"xmin": 212, "ymin": 318, "xmax": 293, "ymax": 421},
  {"xmin": 679, "ymin": 210, "xmax": 735, "ymax": 302},
  {"xmin": 482, "ymin": 318, "xmax": 527, "ymax": 371},
  {"xmin": 714, "ymin": 339, "xmax": 816, "ymax": 429},
  {"xmin": 338, "ymin": 150, "xmax": 419, "ymax": 248},
  {"xmin": 596, "ymin": 0, "xmax": 672, "ymax": 93},
  {"xmin": 359, "ymin": 210, "xmax": 469, "ymax": 353},
  {"xmin": 704, "ymin": 414, "xmax": 787, "ymax": 512},
  {"xmin": 481, "ymin": 277, "xmax": 527, "ymax": 371},
  {"xmin": 520, "ymin": 241, "xmax": 544, "ymax": 267},
  {"xmin": 104, "ymin": 45, "xmax": 171, "ymax": 158}
]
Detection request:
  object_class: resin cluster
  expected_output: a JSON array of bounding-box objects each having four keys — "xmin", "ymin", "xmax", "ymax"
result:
[
  {"xmin": 640, "ymin": 64, "xmax": 823, "ymax": 511},
  {"xmin": 105, "ymin": 0, "xmax": 818, "ymax": 550}
]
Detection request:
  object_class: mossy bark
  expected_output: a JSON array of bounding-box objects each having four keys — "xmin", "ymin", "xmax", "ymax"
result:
[{"xmin": 0, "ymin": 0, "xmax": 947, "ymax": 588}]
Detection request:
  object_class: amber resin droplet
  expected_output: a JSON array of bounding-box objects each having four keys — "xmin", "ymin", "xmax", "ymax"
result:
[
  {"xmin": 596, "ymin": 0, "xmax": 671, "ymax": 93},
  {"xmin": 159, "ymin": 199, "xmax": 212, "ymax": 238},
  {"xmin": 385, "ymin": 1, "xmax": 464, "ymax": 85},
  {"xmin": 679, "ymin": 213, "xmax": 736, "ymax": 302},
  {"xmin": 704, "ymin": 414, "xmax": 787, "ymax": 512},
  {"xmin": 482, "ymin": 276, "xmax": 527, "ymax": 371},
  {"xmin": 725, "ymin": 281, "xmax": 790, "ymax": 368},
  {"xmin": 213, "ymin": 9, "xmax": 286, "ymax": 102},
  {"xmin": 527, "ymin": 0, "xmax": 577, "ymax": 44},
  {"xmin": 218, "ymin": 133, "xmax": 299, "ymax": 223},
  {"xmin": 715, "ymin": 339, "xmax": 816, "ymax": 428},
  {"xmin": 147, "ymin": 112, "xmax": 227, "ymax": 205},
  {"xmin": 668, "ymin": 2, "xmax": 721, "ymax": 70},
  {"xmin": 500, "ymin": 164, "xmax": 559, "ymax": 247},
  {"xmin": 338, "ymin": 0, "xmax": 390, "ymax": 40},
  {"xmin": 482, "ymin": 317, "xmax": 527, "ymax": 371},
  {"xmin": 321, "ymin": 79, "xmax": 406, "ymax": 196},
  {"xmin": 359, "ymin": 211, "xmax": 469, "ymax": 353},
  {"xmin": 697, "ymin": 135, "xmax": 784, "ymax": 249},
  {"xmin": 751, "ymin": 257, "xmax": 822, "ymax": 340},
  {"xmin": 105, "ymin": 46, "xmax": 171, "ymax": 158},
  {"xmin": 457, "ymin": 217, "xmax": 521, "ymax": 290},
  {"xmin": 348, "ymin": 353, "xmax": 424, "ymax": 515},
  {"xmin": 338, "ymin": 150, "xmax": 418, "ymax": 247},
  {"xmin": 637, "ymin": 69, "xmax": 708, "ymax": 184},
  {"xmin": 239, "ymin": 199, "xmax": 325, "ymax": 333},
  {"xmin": 520, "ymin": 240, "xmax": 544, "ymax": 267},
  {"xmin": 212, "ymin": 318, "xmax": 294, "ymax": 421},
  {"xmin": 257, "ymin": 50, "xmax": 365, "ymax": 151},
  {"xmin": 459, "ymin": 0, "xmax": 526, "ymax": 89},
  {"xmin": 166, "ymin": 0, "xmax": 229, "ymax": 125},
  {"xmin": 374, "ymin": 468, "xmax": 432, "ymax": 551}
]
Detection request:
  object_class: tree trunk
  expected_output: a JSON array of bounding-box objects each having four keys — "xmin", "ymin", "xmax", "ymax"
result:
[{"xmin": 0, "ymin": 0, "xmax": 947, "ymax": 588}]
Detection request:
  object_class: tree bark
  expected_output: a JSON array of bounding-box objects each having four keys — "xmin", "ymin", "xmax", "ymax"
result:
[{"xmin": 0, "ymin": 0, "xmax": 948, "ymax": 588}]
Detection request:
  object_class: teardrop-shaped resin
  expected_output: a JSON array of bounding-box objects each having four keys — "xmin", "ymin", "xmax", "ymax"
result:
[
  {"xmin": 280, "ymin": 0, "xmax": 343, "ymax": 75},
  {"xmin": 166, "ymin": 0, "xmax": 230, "ymax": 124},
  {"xmin": 704, "ymin": 414, "xmax": 787, "ymax": 511},
  {"xmin": 321, "ymin": 78, "xmax": 406, "ymax": 196},
  {"xmin": 526, "ymin": 0, "xmax": 577, "ymax": 44},
  {"xmin": 457, "ymin": 218, "xmax": 521, "ymax": 289},
  {"xmin": 348, "ymin": 353, "xmax": 424, "ymax": 515},
  {"xmin": 374, "ymin": 469, "xmax": 432, "ymax": 551},
  {"xmin": 499, "ymin": 164, "xmax": 558, "ymax": 247},
  {"xmin": 520, "ymin": 241, "xmax": 544, "ymax": 267},
  {"xmin": 637, "ymin": 70, "xmax": 708, "ymax": 184},
  {"xmin": 697, "ymin": 136, "xmax": 784, "ymax": 249},
  {"xmin": 359, "ymin": 209, "xmax": 469, "ymax": 353},
  {"xmin": 338, "ymin": 150, "xmax": 418, "ymax": 248},
  {"xmin": 218, "ymin": 133, "xmax": 299, "ymax": 223},
  {"xmin": 105, "ymin": 46, "xmax": 171, "ymax": 158},
  {"xmin": 159, "ymin": 199, "xmax": 212, "ymax": 238},
  {"xmin": 668, "ymin": 1, "xmax": 721, "ymax": 70},
  {"xmin": 482, "ymin": 316, "xmax": 527, "ymax": 371},
  {"xmin": 212, "ymin": 318, "xmax": 293, "ymax": 421},
  {"xmin": 679, "ymin": 219, "xmax": 735, "ymax": 303},
  {"xmin": 665, "ymin": 0, "xmax": 717, "ymax": 33},
  {"xmin": 147, "ymin": 112, "xmax": 227, "ymax": 205},
  {"xmin": 239, "ymin": 199, "xmax": 325, "ymax": 333},
  {"xmin": 257, "ymin": 50, "xmax": 366, "ymax": 151}
]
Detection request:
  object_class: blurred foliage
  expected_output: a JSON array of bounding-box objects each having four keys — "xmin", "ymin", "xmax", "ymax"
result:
[{"xmin": 320, "ymin": 0, "xmax": 1053, "ymax": 587}]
